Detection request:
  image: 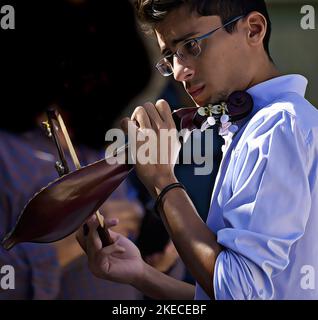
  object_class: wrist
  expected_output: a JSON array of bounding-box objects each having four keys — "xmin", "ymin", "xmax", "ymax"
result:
[
  {"xmin": 131, "ymin": 260, "xmax": 153, "ymax": 289},
  {"xmin": 153, "ymin": 173, "xmax": 179, "ymax": 197}
]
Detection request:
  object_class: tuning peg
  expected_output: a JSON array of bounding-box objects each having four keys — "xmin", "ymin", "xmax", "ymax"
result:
[{"xmin": 41, "ymin": 121, "xmax": 52, "ymax": 138}]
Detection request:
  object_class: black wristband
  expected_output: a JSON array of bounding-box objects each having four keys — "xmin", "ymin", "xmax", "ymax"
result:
[{"xmin": 154, "ymin": 182, "xmax": 186, "ymax": 217}]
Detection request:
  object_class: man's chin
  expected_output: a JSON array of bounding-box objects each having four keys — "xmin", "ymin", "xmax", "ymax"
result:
[
  {"xmin": 189, "ymin": 94, "xmax": 206, "ymax": 107},
  {"xmin": 194, "ymin": 96, "xmax": 212, "ymax": 108},
  {"xmin": 196, "ymin": 93, "xmax": 230, "ymax": 107},
  {"xmin": 190, "ymin": 91, "xmax": 225, "ymax": 107}
]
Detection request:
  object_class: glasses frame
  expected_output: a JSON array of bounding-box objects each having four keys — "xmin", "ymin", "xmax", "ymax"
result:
[{"xmin": 156, "ymin": 15, "xmax": 246, "ymax": 77}]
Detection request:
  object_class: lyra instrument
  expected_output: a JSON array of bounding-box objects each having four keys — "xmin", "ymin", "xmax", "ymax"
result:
[{"xmin": 1, "ymin": 91, "xmax": 253, "ymax": 250}]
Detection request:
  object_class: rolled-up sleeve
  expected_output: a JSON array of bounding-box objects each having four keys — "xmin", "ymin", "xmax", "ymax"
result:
[{"xmin": 213, "ymin": 110, "xmax": 311, "ymax": 300}]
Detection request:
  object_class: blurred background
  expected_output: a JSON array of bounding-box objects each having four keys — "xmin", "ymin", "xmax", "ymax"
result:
[{"xmin": 268, "ymin": 0, "xmax": 318, "ymax": 106}]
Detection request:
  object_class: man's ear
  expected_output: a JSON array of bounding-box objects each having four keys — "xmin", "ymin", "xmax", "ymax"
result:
[{"xmin": 246, "ymin": 11, "xmax": 267, "ymax": 47}]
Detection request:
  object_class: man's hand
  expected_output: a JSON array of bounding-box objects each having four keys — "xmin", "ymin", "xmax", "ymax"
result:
[
  {"xmin": 54, "ymin": 198, "xmax": 143, "ymax": 268},
  {"xmin": 76, "ymin": 215, "xmax": 195, "ymax": 300},
  {"xmin": 121, "ymin": 100, "xmax": 181, "ymax": 196},
  {"xmin": 76, "ymin": 215, "xmax": 145, "ymax": 285}
]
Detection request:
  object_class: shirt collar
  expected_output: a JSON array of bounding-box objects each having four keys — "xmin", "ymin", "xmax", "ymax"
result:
[
  {"xmin": 246, "ymin": 74, "xmax": 308, "ymax": 115},
  {"xmin": 222, "ymin": 74, "xmax": 308, "ymax": 149}
]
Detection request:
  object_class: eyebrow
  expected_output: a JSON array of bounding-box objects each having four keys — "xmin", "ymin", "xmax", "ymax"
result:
[{"xmin": 160, "ymin": 31, "xmax": 198, "ymax": 56}]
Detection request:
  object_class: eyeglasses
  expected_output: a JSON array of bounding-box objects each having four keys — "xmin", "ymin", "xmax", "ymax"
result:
[{"xmin": 156, "ymin": 15, "xmax": 245, "ymax": 77}]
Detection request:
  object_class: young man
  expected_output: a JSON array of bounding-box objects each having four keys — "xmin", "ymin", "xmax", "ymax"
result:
[{"xmin": 77, "ymin": 0, "xmax": 318, "ymax": 299}]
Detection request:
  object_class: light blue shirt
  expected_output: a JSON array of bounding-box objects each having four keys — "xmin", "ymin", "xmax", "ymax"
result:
[{"xmin": 195, "ymin": 74, "xmax": 318, "ymax": 300}]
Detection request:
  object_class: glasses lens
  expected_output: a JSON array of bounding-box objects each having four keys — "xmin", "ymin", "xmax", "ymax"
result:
[
  {"xmin": 178, "ymin": 40, "xmax": 201, "ymax": 60},
  {"xmin": 156, "ymin": 59, "xmax": 173, "ymax": 76},
  {"xmin": 156, "ymin": 40, "xmax": 201, "ymax": 76}
]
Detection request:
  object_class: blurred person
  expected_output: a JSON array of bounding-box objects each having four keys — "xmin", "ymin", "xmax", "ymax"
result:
[
  {"xmin": 0, "ymin": 0, "xmax": 151, "ymax": 299},
  {"xmin": 78, "ymin": 0, "xmax": 318, "ymax": 300}
]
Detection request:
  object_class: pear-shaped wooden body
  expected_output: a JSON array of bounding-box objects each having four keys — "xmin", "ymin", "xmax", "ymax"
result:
[{"xmin": 2, "ymin": 156, "xmax": 133, "ymax": 249}]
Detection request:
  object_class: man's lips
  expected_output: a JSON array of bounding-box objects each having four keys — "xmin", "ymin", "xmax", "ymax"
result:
[{"xmin": 187, "ymin": 85, "xmax": 205, "ymax": 98}]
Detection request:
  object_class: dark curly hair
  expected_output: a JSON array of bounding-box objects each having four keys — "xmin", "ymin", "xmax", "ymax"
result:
[{"xmin": 135, "ymin": 0, "xmax": 272, "ymax": 59}]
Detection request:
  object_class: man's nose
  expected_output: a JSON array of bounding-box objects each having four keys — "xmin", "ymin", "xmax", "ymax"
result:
[{"xmin": 173, "ymin": 56, "xmax": 195, "ymax": 82}]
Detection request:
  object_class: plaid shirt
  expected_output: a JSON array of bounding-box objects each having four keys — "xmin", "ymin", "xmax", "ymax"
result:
[{"xmin": 0, "ymin": 128, "xmax": 141, "ymax": 299}]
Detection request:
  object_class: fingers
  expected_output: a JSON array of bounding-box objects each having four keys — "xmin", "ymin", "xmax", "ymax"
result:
[
  {"xmin": 104, "ymin": 217, "xmax": 120, "ymax": 229},
  {"xmin": 88, "ymin": 240, "xmax": 126, "ymax": 279},
  {"xmin": 128, "ymin": 100, "xmax": 175, "ymax": 132},
  {"xmin": 143, "ymin": 102, "xmax": 164, "ymax": 130},
  {"xmin": 76, "ymin": 215, "xmax": 129, "ymax": 280},
  {"xmin": 131, "ymin": 106, "xmax": 152, "ymax": 129},
  {"xmin": 155, "ymin": 100, "xmax": 175, "ymax": 128},
  {"xmin": 76, "ymin": 216, "xmax": 119, "ymax": 255},
  {"xmin": 99, "ymin": 242, "xmax": 126, "ymax": 257},
  {"xmin": 85, "ymin": 216, "xmax": 103, "ymax": 260}
]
